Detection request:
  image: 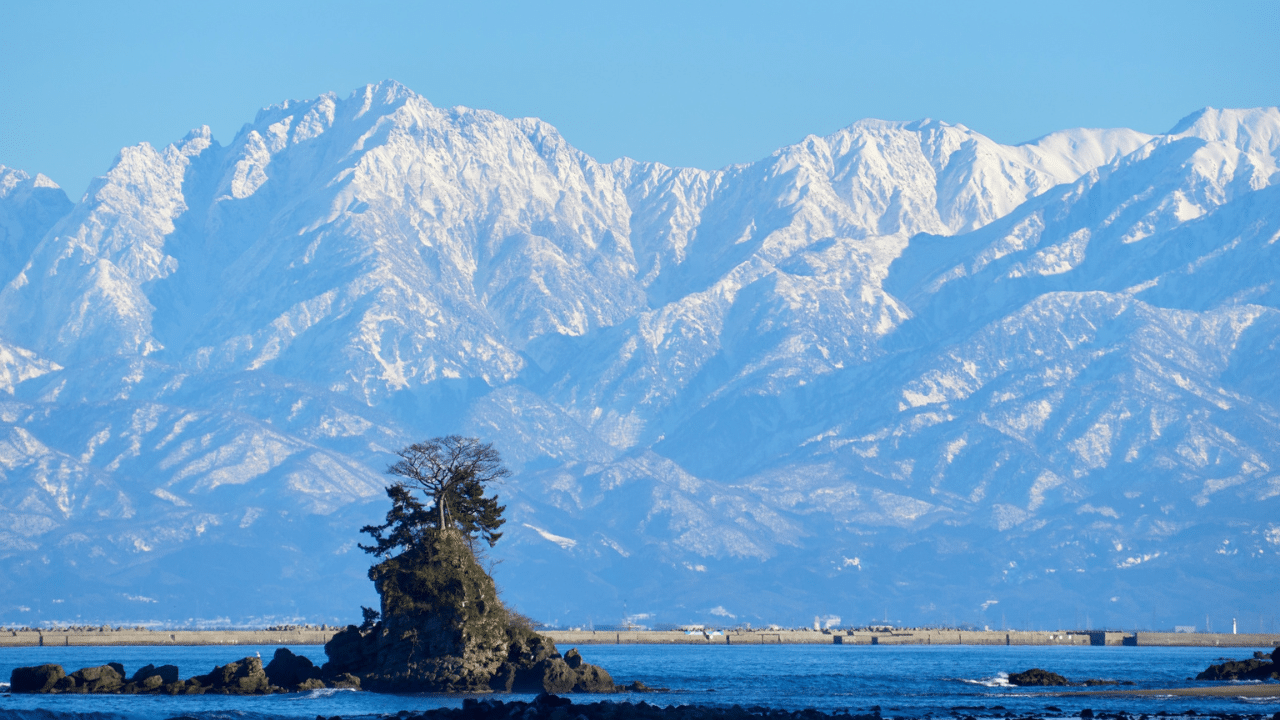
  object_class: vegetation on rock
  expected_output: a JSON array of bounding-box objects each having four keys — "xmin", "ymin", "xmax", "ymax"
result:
[
  {"xmin": 328, "ymin": 435, "xmax": 617, "ymax": 693},
  {"xmin": 362, "ymin": 435, "xmax": 508, "ymax": 551}
]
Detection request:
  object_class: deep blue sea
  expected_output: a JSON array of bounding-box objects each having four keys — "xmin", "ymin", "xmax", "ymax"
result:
[{"xmin": 1, "ymin": 643, "xmax": 1277, "ymax": 719}]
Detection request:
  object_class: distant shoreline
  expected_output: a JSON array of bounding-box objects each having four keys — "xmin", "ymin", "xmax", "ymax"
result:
[{"xmin": 1, "ymin": 628, "xmax": 1277, "ymax": 648}]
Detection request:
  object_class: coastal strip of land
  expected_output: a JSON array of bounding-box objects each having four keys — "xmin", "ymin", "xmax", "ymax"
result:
[{"xmin": 1, "ymin": 627, "xmax": 1277, "ymax": 648}]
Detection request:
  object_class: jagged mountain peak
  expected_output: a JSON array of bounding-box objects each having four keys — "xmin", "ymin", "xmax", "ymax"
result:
[
  {"xmin": 0, "ymin": 165, "xmax": 63, "ymax": 194},
  {"xmin": 0, "ymin": 164, "xmax": 73, "ymax": 290}
]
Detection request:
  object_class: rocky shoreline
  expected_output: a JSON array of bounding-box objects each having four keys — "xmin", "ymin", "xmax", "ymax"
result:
[
  {"xmin": 8, "ymin": 650, "xmax": 359, "ymax": 695},
  {"xmin": 1194, "ymin": 648, "xmax": 1280, "ymax": 681},
  {"xmin": 8, "ymin": 646, "xmax": 656, "ymax": 695}
]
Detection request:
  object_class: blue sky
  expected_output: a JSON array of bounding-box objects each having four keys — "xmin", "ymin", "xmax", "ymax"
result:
[{"xmin": 2, "ymin": 0, "xmax": 1276, "ymax": 199}]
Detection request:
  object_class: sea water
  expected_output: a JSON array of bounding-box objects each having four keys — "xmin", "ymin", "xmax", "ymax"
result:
[{"xmin": 0, "ymin": 643, "xmax": 1276, "ymax": 719}]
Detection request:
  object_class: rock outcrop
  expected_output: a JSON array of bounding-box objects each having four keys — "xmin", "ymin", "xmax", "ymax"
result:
[
  {"xmin": 57, "ymin": 664, "xmax": 126, "ymax": 693},
  {"xmin": 1196, "ymin": 648, "xmax": 1280, "ymax": 681},
  {"xmin": 9, "ymin": 664, "xmax": 65, "ymax": 693},
  {"xmin": 1006, "ymin": 669, "xmax": 1134, "ymax": 687},
  {"xmin": 189, "ymin": 656, "xmax": 272, "ymax": 694},
  {"xmin": 7, "ymin": 655, "xmax": 353, "ymax": 695},
  {"xmin": 1007, "ymin": 669, "xmax": 1071, "ymax": 686},
  {"xmin": 322, "ymin": 530, "xmax": 616, "ymax": 693},
  {"xmin": 264, "ymin": 648, "xmax": 326, "ymax": 690}
]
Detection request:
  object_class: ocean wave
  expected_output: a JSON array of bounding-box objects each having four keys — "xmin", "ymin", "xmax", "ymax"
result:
[
  {"xmin": 285, "ymin": 686, "xmax": 359, "ymax": 700},
  {"xmin": 958, "ymin": 672, "xmax": 1012, "ymax": 688}
]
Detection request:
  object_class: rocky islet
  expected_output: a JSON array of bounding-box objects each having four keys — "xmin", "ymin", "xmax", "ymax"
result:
[
  {"xmin": 318, "ymin": 530, "xmax": 624, "ymax": 693},
  {"xmin": 1006, "ymin": 670, "xmax": 1137, "ymax": 688}
]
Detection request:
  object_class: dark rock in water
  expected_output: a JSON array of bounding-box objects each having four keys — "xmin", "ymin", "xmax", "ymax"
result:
[
  {"xmin": 13, "ymin": 656, "xmax": 299, "ymax": 696},
  {"xmin": 1196, "ymin": 647, "xmax": 1280, "ymax": 681},
  {"xmin": 10, "ymin": 664, "xmax": 65, "ymax": 693},
  {"xmin": 57, "ymin": 665, "xmax": 125, "ymax": 693},
  {"xmin": 533, "ymin": 692, "xmax": 573, "ymax": 709},
  {"xmin": 190, "ymin": 656, "xmax": 272, "ymax": 694},
  {"xmin": 570, "ymin": 662, "xmax": 616, "ymax": 693},
  {"xmin": 323, "ymin": 530, "xmax": 615, "ymax": 693},
  {"xmin": 295, "ymin": 678, "xmax": 327, "ymax": 691},
  {"xmin": 1008, "ymin": 668, "xmax": 1071, "ymax": 686},
  {"xmin": 624, "ymin": 680, "xmax": 666, "ymax": 693},
  {"xmin": 265, "ymin": 648, "xmax": 324, "ymax": 690},
  {"xmin": 327, "ymin": 672, "xmax": 362, "ymax": 689},
  {"xmin": 131, "ymin": 664, "xmax": 180, "ymax": 688}
]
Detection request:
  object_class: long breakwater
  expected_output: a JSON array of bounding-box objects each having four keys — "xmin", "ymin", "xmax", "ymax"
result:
[{"xmin": 1, "ymin": 627, "xmax": 1277, "ymax": 648}]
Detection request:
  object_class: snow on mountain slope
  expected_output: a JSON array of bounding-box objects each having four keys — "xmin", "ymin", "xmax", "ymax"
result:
[
  {"xmin": 0, "ymin": 86, "xmax": 1273, "ymax": 628},
  {"xmin": 0, "ymin": 340, "xmax": 60, "ymax": 396},
  {"xmin": 538, "ymin": 121, "xmax": 1151, "ymax": 451}
]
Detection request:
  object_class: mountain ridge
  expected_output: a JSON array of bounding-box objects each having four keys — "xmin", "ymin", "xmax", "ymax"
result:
[{"xmin": 0, "ymin": 82, "xmax": 1276, "ymax": 629}]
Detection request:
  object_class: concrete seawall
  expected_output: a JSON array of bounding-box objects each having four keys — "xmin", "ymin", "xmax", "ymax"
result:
[
  {"xmin": 0, "ymin": 629, "xmax": 335, "ymax": 647},
  {"xmin": 544, "ymin": 629, "xmax": 1280, "ymax": 647},
  {"xmin": 1132, "ymin": 632, "xmax": 1280, "ymax": 647},
  {"xmin": 0, "ymin": 628, "xmax": 1275, "ymax": 648},
  {"xmin": 543, "ymin": 630, "xmax": 1095, "ymax": 646}
]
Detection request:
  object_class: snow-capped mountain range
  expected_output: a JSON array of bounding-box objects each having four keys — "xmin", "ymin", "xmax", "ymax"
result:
[{"xmin": 1, "ymin": 81, "xmax": 1276, "ymax": 630}]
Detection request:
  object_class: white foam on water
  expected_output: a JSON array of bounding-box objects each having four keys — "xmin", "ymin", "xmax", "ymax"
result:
[
  {"xmin": 959, "ymin": 671, "xmax": 1012, "ymax": 687},
  {"xmin": 287, "ymin": 686, "xmax": 358, "ymax": 700}
]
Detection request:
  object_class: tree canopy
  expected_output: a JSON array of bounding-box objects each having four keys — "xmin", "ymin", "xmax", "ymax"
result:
[{"xmin": 360, "ymin": 435, "xmax": 509, "ymax": 557}]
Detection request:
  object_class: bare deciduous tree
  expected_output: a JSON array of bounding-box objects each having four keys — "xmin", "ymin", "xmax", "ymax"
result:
[{"xmin": 382, "ymin": 435, "xmax": 509, "ymax": 546}]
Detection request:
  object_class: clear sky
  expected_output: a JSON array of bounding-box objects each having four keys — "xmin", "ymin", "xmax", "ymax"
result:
[{"xmin": 2, "ymin": 0, "xmax": 1277, "ymax": 199}]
